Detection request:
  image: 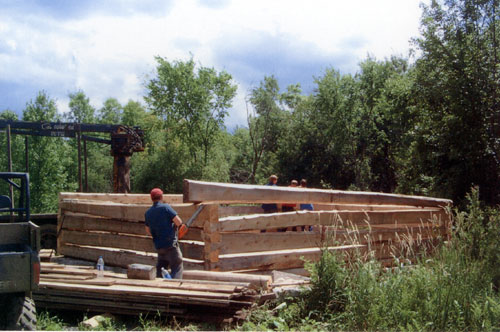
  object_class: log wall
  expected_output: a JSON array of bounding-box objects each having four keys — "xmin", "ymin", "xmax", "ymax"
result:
[{"xmin": 57, "ymin": 181, "xmax": 452, "ymax": 272}]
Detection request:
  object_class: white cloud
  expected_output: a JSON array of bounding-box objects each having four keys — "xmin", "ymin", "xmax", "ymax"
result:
[{"xmin": 0, "ymin": 0, "xmax": 428, "ymax": 127}]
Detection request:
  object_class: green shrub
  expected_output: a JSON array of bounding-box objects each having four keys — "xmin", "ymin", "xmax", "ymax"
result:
[
  {"xmin": 37, "ymin": 310, "xmax": 66, "ymax": 331},
  {"xmin": 261, "ymin": 187, "xmax": 500, "ymax": 331}
]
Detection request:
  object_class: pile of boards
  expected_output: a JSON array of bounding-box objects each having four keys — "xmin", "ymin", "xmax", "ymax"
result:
[{"xmin": 33, "ymin": 262, "xmax": 273, "ymax": 322}]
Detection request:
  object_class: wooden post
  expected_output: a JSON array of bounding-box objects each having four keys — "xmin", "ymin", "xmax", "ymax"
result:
[
  {"xmin": 84, "ymin": 139, "xmax": 88, "ymax": 192},
  {"xmin": 202, "ymin": 204, "xmax": 220, "ymax": 271},
  {"xmin": 25, "ymin": 136, "xmax": 29, "ymax": 173},
  {"xmin": 112, "ymin": 155, "xmax": 131, "ymax": 193},
  {"xmin": 6, "ymin": 125, "xmax": 14, "ymax": 216},
  {"xmin": 77, "ymin": 131, "xmax": 82, "ymax": 192}
]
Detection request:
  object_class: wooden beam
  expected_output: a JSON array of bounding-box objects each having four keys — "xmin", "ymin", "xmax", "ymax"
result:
[
  {"xmin": 182, "ymin": 270, "xmax": 271, "ymax": 290},
  {"xmin": 115, "ymin": 278, "xmax": 242, "ymax": 293},
  {"xmin": 216, "ymin": 223, "xmax": 446, "ymax": 255},
  {"xmin": 218, "ymin": 205, "xmax": 264, "ymax": 217},
  {"xmin": 58, "ymin": 244, "xmax": 204, "ymax": 270},
  {"xmin": 39, "ymin": 281, "xmax": 232, "ymax": 300},
  {"xmin": 60, "ymin": 211, "xmax": 203, "ymax": 241},
  {"xmin": 59, "ymin": 230, "xmax": 204, "ymax": 260},
  {"xmin": 33, "ymin": 296, "xmax": 187, "ymax": 315},
  {"xmin": 60, "ymin": 200, "xmax": 212, "ymax": 226},
  {"xmin": 183, "ymin": 180, "xmax": 453, "ymax": 207},
  {"xmin": 217, "ymin": 245, "xmax": 365, "ymax": 271},
  {"xmin": 203, "ymin": 204, "xmax": 220, "ymax": 271},
  {"xmin": 313, "ymin": 203, "xmax": 420, "ymax": 211},
  {"xmin": 59, "ymin": 192, "xmax": 183, "ymax": 205},
  {"xmin": 218, "ymin": 209, "xmax": 448, "ymax": 232}
]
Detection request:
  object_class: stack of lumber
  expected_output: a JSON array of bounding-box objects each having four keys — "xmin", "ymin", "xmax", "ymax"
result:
[
  {"xmin": 57, "ymin": 193, "xmax": 207, "ymax": 269},
  {"xmin": 183, "ymin": 180, "xmax": 453, "ymax": 271},
  {"xmin": 33, "ymin": 262, "xmax": 270, "ymax": 322}
]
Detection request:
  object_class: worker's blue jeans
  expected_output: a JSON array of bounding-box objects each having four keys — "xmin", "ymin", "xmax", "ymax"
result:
[{"xmin": 156, "ymin": 243, "xmax": 183, "ymax": 279}]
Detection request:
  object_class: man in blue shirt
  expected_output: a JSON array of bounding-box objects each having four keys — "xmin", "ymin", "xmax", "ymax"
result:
[
  {"xmin": 145, "ymin": 188, "xmax": 184, "ymax": 279},
  {"xmin": 261, "ymin": 174, "xmax": 279, "ymax": 213}
]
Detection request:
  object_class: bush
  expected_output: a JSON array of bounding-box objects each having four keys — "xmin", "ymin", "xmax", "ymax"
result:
[{"xmin": 248, "ymin": 187, "xmax": 500, "ymax": 331}]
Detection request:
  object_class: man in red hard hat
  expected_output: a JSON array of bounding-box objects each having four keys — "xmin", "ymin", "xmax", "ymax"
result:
[{"xmin": 144, "ymin": 188, "xmax": 184, "ymax": 278}]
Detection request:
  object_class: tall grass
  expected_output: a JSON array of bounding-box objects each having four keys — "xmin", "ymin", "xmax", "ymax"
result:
[
  {"xmin": 307, "ymin": 188, "xmax": 500, "ymax": 331},
  {"xmin": 239, "ymin": 188, "xmax": 500, "ymax": 331}
]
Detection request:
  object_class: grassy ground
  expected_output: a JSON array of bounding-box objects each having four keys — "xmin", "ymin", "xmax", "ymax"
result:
[{"xmin": 36, "ymin": 309, "xmax": 219, "ymax": 331}]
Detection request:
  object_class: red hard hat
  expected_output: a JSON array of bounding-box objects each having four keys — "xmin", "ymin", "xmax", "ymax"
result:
[{"xmin": 150, "ymin": 188, "xmax": 163, "ymax": 200}]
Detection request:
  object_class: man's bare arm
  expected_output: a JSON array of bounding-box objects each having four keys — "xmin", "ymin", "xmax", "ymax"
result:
[
  {"xmin": 173, "ymin": 215, "xmax": 183, "ymax": 227},
  {"xmin": 145, "ymin": 225, "xmax": 152, "ymax": 236}
]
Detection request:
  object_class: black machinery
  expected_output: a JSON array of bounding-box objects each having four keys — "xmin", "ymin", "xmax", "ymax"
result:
[{"xmin": 0, "ymin": 120, "xmax": 144, "ymax": 193}]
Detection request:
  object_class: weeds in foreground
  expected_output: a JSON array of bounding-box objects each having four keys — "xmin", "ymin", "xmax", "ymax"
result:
[
  {"xmin": 37, "ymin": 310, "xmax": 67, "ymax": 331},
  {"xmin": 36, "ymin": 310, "xmax": 218, "ymax": 331},
  {"xmin": 239, "ymin": 188, "xmax": 500, "ymax": 331}
]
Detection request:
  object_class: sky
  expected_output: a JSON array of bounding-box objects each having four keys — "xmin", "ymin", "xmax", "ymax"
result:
[{"xmin": 0, "ymin": 0, "xmax": 429, "ymax": 129}]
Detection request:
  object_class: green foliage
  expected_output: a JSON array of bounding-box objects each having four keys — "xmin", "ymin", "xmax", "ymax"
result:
[
  {"xmin": 37, "ymin": 310, "xmax": 67, "ymax": 330},
  {"xmin": 305, "ymin": 248, "xmax": 349, "ymax": 317},
  {"xmin": 238, "ymin": 188, "xmax": 500, "ymax": 331},
  {"xmin": 98, "ymin": 98, "xmax": 122, "ymax": 124},
  {"xmin": 246, "ymin": 76, "xmax": 291, "ymax": 183},
  {"xmin": 408, "ymin": 0, "xmax": 500, "ymax": 204},
  {"xmin": 145, "ymin": 57, "xmax": 237, "ymax": 173},
  {"xmin": 22, "ymin": 91, "xmax": 75, "ymax": 212},
  {"xmin": 65, "ymin": 90, "xmax": 96, "ymax": 123},
  {"xmin": 452, "ymin": 187, "xmax": 500, "ymax": 284}
]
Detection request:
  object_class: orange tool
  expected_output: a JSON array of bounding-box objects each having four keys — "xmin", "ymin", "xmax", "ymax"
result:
[{"xmin": 178, "ymin": 204, "xmax": 205, "ymax": 239}]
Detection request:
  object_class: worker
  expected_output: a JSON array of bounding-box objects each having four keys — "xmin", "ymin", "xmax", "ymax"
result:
[
  {"xmin": 299, "ymin": 179, "xmax": 314, "ymax": 211},
  {"xmin": 282, "ymin": 180, "xmax": 299, "ymax": 212},
  {"xmin": 299, "ymin": 179, "xmax": 314, "ymax": 231},
  {"xmin": 261, "ymin": 175, "xmax": 280, "ymax": 213},
  {"xmin": 280, "ymin": 180, "xmax": 298, "ymax": 231},
  {"xmin": 145, "ymin": 188, "xmax": 184, "ymax": 279}
]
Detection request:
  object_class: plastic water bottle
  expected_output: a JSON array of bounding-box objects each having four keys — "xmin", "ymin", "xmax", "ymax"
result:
[
  {"xmin": 161, "ymin": 267, "xmax": 171, "ymax": 279},
  {"xmin": 96, "ymin": 256, "xmax": 104, "ymax": 278}
]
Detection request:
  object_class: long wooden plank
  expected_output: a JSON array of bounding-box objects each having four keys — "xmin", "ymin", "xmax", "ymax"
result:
[
  {"xmin": 60, "ymin": 200, "xmax": 211, "ymax": 226},
  {"xmin": 33, "ymin": 295, "xmax": 187, "ymax": 315},
  {"xmin": 60, "ymin": 230, "xmax": 204, "ymax": 260},
  {"xmin": 40, "ymin": 274, "xmax": 93, "ymax": 281},
  {"xmin": 219, "ymin": 205, "xmax": 264, "ymax": 217},
  {"xmin": 313, "ymin": 204, "xmax": 421, "ymax": 211},
  {"xmin": 34, "ymin": 288, "xmax": 236, "ymax": 308},
  {"xmin": 59, "ymin": 192, "xmax": 183, "ymax": 205},
  {"xmin": 217, "ymin": 245, "xmax": 365, "ymax": 271},
  {"xmin": 217, "ymin": 223, "xmax": 446, "ymax": 255},
  {"xmin": 114, "ymin": 278, "xmax": 239, "ymax": 293},
  {"xmin": 218, "ymin": 209, "xmax": 448, "ymax": 232},
  {"xmin": 39, "ymin": 280, "xmax": 232, "ymax": 300},
  {"xmin": 58, "ymin": 244, "xmax": 204, "ymax": 269},
  {"xmin": 183, "ymin": 180, "xmax": 453, "ymax": 207},
  {"xmin": 34, "ymin": 290, "xmax": 230, "ymax": 308},
  {"xmin": 182, "ymin": 270, "xmax": 271, "ymax": 290},
  {"xmin": 60, "ymin": 212, "xmax": 204, "ymax": 242}
]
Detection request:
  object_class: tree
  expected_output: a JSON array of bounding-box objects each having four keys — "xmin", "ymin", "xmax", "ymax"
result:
[
  {"xmin": 22, "ymin": 91, "xmax": 74, "ymax": 212},
  {"xmin": 145, "ymin": 57, "xmax": 237, "ymax": 174},
  {"xmin": 410, "ymin": 0, "xmax": 500, "ymax": 203},
  {"xmin": 246, "ymin": 76, "xmax": 290, "ymax": 183},
  {"xmin": 98, "ymin": 98, "xmax": 122, "ymax": 124},
  {"xmin": 65, "ymin": 90, "xmax": 95, "ymax": 123}
]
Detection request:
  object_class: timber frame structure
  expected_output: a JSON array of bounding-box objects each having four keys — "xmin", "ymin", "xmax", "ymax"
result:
[
  {"xmin": 56, "ymin": 180, "xmax": 453, "ymax": 273},
  {"xmin": 0, "ymin": 120, "xmax": 144, "ymax": 193}
]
